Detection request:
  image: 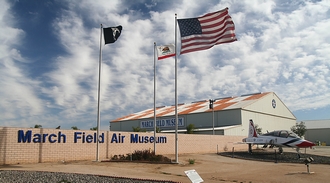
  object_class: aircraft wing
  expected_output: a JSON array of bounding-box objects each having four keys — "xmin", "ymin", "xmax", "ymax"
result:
[{"xmin": 242, "ymin": 137, "xmax": 274, "ymax": 144}]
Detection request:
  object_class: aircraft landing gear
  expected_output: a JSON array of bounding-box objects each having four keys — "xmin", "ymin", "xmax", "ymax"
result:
[
  {"xmin": 296, "ymin": 148, "xmax": 301, "ymax": 159},
  {"xmin": 269, "ymin": 140, "xmax": 275, "ymax": 149},
  {"xmin": 248, "ymin": 144, "xmax": 252, "ymax": 154},
  {"xmin": 279, "ymin": 147, "xmax": 283, "ymax": 154}
]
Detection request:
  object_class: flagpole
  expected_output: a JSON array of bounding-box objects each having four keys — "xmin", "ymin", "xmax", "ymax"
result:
[
  {"xmin": 153, "ymin": 42, "xmax": 157, "ymax": 154},
  {"xmin": 174, "ymin": 14, "xmax": 179, "ymax": 164},
  {"xmin": 96, "ymin": 24, "xmax": 103, "ymax": 162}
]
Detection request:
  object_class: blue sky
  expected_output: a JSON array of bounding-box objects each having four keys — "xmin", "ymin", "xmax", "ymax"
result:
[{"xmin": 1, "ymin": 0, "xmax": 329, "ymax": 130}]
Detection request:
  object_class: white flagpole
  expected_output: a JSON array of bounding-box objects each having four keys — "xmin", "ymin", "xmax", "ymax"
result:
[
  {"xmin": 96, "ymin": 24, "xmax": 103, "ymax": 162},
  {"xmin": 153, "ymin": 42, "xmax": 157, "ymax": 154},
  {"xmin": 174, "ymin": 14, "xmax": 179, "ymax": 163}
]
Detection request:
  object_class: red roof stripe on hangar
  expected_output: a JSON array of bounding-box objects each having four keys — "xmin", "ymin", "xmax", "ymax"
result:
[
  {"xmin": 243, "ymin": 92, "xmax": 269, "ymax": 100},
  {"xmin": 112, "ymin": 114, "xmax": 135, "ymax": 122},
  {"xmin": 156, "ymin": 106, "xmax": 176, "ymax": 117},
  {"xmin": 111, "ymin": 92, "xmax": 272, "ymax": 122},
  {"xmin": 203, "ymin": 97, "xmax": 237, "ymax": 112},
  {"xmin": 214, "ymin": 102, "xmax": 237, "ymax": 111},
  {"xmin": 179, "ymin": 101, "xmax": 206, "ymax": 115},
  {"xmin": 129, "ymin": 108, "xmax": 155, "ymax": 120}
]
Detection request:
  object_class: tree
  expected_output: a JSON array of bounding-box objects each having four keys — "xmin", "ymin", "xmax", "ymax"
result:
[
  {"xmin": 186, "ymin": 124, "xmax": 195, "ymax": 134},
  {"xmin": 33, "ymin": 124, "xmax": 42, "ymax": 128},
  {"xmin": 132, "ymin": 126, "xmax": 140, "ymax": 132},
  {"xmin": 291, "ymin": 122, "xmax": 306, "ymax": 137},
  {"xmin": 254, "ymin": 124, "xmax": 262, "ymax": 135},
  {"xmin": 90, "ymin": 127, "xmax": 97, "ymax": 131},
  {"xmin": 132, "ymin": 126, "xmax": 146, "ymax": 132},
  {"xmin": 71, "ymin": 126, "xmax": 79, "ymax": 130}
]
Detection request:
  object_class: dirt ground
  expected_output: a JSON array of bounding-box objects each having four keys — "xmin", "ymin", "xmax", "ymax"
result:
[{"xmin": 1, "ymin": 147, "xmax": 330, "ymax": 183}]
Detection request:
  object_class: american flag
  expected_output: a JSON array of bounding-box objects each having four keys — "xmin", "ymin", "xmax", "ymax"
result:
[{"xmin": 177, "ymin": 8, "xmax": 237, "ymax": 55}]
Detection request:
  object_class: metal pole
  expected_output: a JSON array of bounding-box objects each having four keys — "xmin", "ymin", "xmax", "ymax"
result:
[
  {"xmin": 212, "ymin": 103, "xmax": 214, "ymax": 135},
  {"xmin": 174, "ymin": 13, "xmax": 178, "ymax": 163},
  {"xmin": 96, "ymin": 24, "xmax": 103, "ymax": 162},
  {"xmin": 275, "ymin": 150, "xmax": 277, "ymax": 163},
  {"xmin": 153, "ymin": 42, "xmax": 157, "ymax": 154},
  {"xmin": 209, "ymin": 99, "xmax": 215, "ymax": 135},
  {"xmin": 307, "ymin": 164, "xmax": 310, "ymax": 173},
  {"xmin": 231, "ymin": 147, "xmax": 234, "ymax": 158}
]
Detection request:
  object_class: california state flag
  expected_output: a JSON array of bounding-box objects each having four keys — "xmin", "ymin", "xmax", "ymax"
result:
[{"xmin": 157, "ymin": 44, "xmax": 175, "ymax": 60}]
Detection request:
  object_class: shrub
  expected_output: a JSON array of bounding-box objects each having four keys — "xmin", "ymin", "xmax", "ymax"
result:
[
  {"xmin": 188, "ymin": 159, "xmax": 195, "ymax": 164},
  {"xmin": 111, "ymin": 149, "xmax": 171, "ymax": 163},
  {"xmin": 186, "ymin": 124, "xmax": 195, "ymax": 134}
]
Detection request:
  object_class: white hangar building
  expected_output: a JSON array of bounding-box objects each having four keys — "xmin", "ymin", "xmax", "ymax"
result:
[
  {"xmin": 303, "ymin": 119, "xmax": 330, "ymax": 146},
  {"xmin": 110, "ymin": 92, "xmax": 296, "ymax": 136}
]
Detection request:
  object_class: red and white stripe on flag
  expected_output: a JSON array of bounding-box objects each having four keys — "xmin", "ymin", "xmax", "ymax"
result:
[
  {"xmin": 157, "ymin": 44, "xmax": 176, "ymax": 60},
  {"xmin": 177, "ymin": 8, "xmax": 237, "ymax": 55}
]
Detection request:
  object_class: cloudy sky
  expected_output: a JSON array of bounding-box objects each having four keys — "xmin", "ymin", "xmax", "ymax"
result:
[{"xmin": 1, "ymin": 0, "xmax": 329, "ymax": 130}]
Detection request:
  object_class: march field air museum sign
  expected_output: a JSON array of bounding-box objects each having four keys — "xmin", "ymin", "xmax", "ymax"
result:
[
  {"xmin": 140, "ymin": 117, "xmax": 184, "ymax": 128},
  {"xmin": 16, "ymin": 118, "xmax": 186, "ymax": 144},
  {"xmin": 17, "ymin": 131, "xmax": 167, "ymax": 144}
]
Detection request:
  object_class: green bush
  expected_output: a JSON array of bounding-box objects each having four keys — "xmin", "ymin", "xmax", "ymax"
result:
[
  {"xmin": 188, "ymin": 159, "xmax": 195, "ymax": 164},
  {"xmin": 111, "ymin": 149, "xmax": 171, "ymax": 163},
  {"xmin": 186, "ymin": 124, "xmax": 195, "ymax": 134}
]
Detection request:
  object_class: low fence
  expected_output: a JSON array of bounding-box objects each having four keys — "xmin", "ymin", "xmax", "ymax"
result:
[{"xmin": 0, "ymin": 127, "xmax": 247, "ymax": 165}]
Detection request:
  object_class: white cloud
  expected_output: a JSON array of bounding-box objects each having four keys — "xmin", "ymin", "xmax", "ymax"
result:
[
  {"xmin": 40, "ymin": 0, "xmax": 330, "ymax": 125},
  {"xmin": 0, "ymin": 1, "xmax": 45, "ymax": 126},
  {"xmin": 1, "ymin": 0, "xmax": 329, "ymax": 129}
]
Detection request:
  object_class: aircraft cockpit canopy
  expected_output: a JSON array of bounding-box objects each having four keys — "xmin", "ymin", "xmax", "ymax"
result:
[
  {"xmin": 287, "ymin": 131, "xmax": 299, "ymax": 138},
  {"xmin": 263, "ymin": 130, "xmax": 299, "ymax": 138}
]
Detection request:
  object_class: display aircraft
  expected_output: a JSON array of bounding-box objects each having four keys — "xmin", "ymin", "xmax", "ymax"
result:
[{"xmin": 242, "ymin": 119, "xmax": 315, "ymax": 158}]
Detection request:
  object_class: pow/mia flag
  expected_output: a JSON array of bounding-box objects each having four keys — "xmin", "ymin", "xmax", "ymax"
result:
[{"xmin": 103, "ymin": 25, "xmax": 122, "ymax": 44}]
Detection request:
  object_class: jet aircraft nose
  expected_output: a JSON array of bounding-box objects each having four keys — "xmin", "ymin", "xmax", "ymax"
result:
[{"xmin": 296, "ymin": 140, "xmax": 316, "ymax": 148}]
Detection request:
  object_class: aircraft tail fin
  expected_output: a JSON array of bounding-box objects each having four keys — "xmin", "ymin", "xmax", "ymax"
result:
[{"xmin": 248, "ymin": 119, "xmax": 258, "ymax": 138}]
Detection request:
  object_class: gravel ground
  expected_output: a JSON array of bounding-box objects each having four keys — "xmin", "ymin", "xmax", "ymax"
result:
[
  {"xmin": 219, "ymin": 148, "xmax": 330, "ymax": 164},
  {"xmin": 0, "ymin": 170, "xmax": 180, "ymax": 183}
]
